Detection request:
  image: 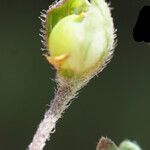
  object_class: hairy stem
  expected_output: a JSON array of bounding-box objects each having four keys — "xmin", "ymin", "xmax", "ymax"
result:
[{"xmin": 28, "ymin": 76, "xmax": 83, "ymax": 150}]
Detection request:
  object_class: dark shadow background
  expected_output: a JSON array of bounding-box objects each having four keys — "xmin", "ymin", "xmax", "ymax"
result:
[{"xmin": 0, "ymin": 0, "xmax": 150, "ymax": 149}]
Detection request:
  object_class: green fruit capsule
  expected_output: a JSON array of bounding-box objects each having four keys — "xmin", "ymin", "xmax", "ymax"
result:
[{"xmin": 43, "ymin": 0, "xmax": 115, "ymax": 77}]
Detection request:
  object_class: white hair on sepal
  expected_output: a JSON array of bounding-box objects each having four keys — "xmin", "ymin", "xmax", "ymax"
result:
[
  {"xmin": 39, "ymin": 0, "xmax": 69, "ymax": 53},
  {"xmin": 48, "ymin": 0, "xmax": 65, "ymax": 11}
]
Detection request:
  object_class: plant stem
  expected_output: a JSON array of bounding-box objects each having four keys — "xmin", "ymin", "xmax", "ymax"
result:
[{"xmin": 28, "ymin": 76, "xmax": 82, "ymax": 150}]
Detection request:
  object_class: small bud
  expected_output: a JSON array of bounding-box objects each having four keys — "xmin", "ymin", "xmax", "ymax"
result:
[
  {"xmin": 96, "ymin": 137, "xmax": 119, "ymax": 150},
  {"xmin": 42, "ymin": 0, "xmax": 115, "ymax": 77},
  {"xmin": 119, "ymin": 140, "xmax": 142, "ymax": 150}
]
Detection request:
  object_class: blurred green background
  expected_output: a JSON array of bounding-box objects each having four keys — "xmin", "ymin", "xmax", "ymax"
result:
[{"xmin": 0, "ymin": 0, "xmax": 150, "ymax": 149}]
